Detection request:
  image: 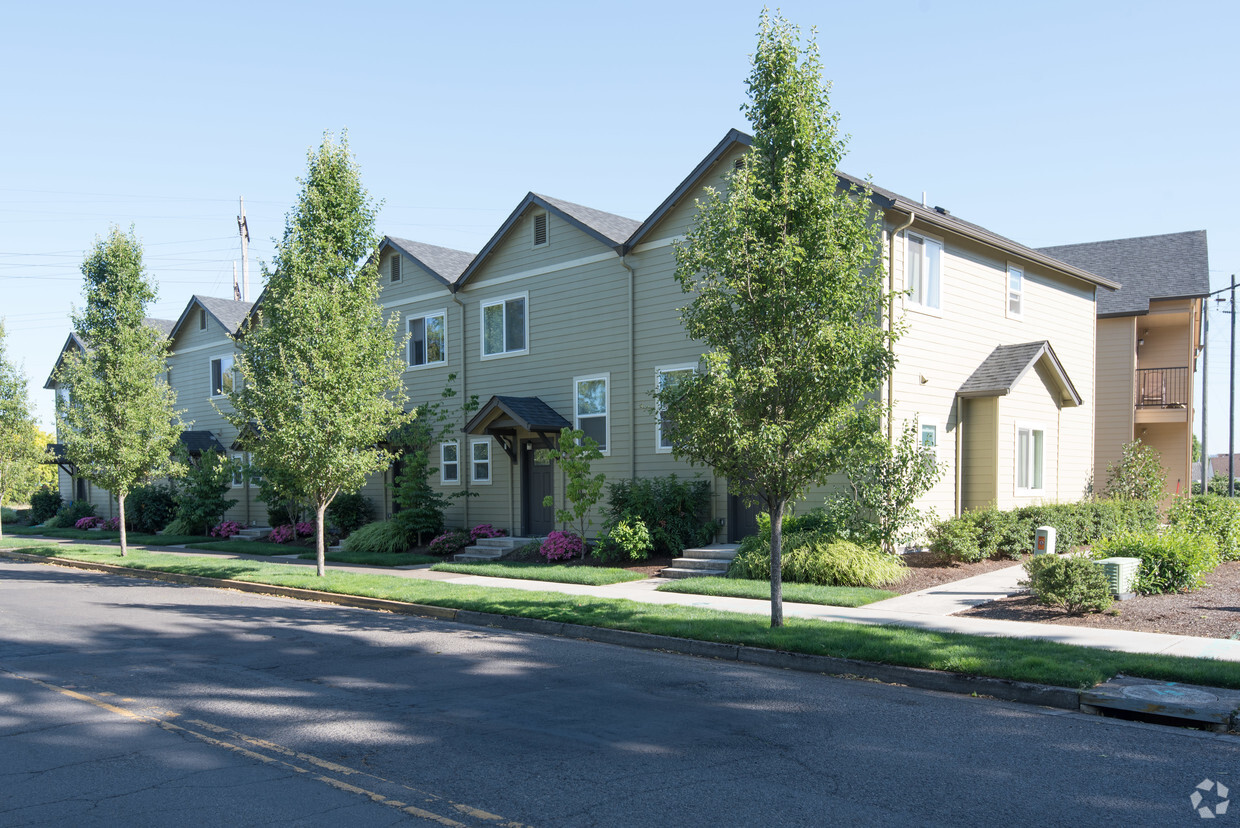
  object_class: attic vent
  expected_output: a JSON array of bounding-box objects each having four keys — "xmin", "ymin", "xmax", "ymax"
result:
[
  {"xmin": 733, "ymin": 158, "xmax": 745, "ymax": 170},
  {"xmin": 199, "ymin": 308, "xmax": 207, "ymax": 329},
  {"xmin": 390, "ymin": 256, "xmax": 401, "ymax": 282},
  {"xmin": 533, "ymin": 212, "xmax": 548, "ymax": 247}
]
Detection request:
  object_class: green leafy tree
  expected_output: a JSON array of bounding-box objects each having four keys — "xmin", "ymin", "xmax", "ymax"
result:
[
  {"xmin": 654, "ymin": 12, "xmax": 894, "ymax": 626},
  {"xmin": 172, "ymin": 448, "xmax": 238, "ymax": 534},
  {"xmin": 1193, "ymin": 433, "xmax": 1202, "ymax": 464},
  {"xmin": 0, "ymin": 322, "xmax": 48, "ymax": 535},
  {"xmin": 228, "ymin": 132, "xmax": 411, "ymax": 575},
  {"xmin": 542, "ymin": 427, "xmax": 606, "ymax": 547},
  {"xmin": 54, "ymin": 227, "xmax": 184, "ymax": 555},
  {"xmin": 844, "ymin": 418, "xmax": 944, "ymax": 554},
  {"xmin": 1103, "ymin": 440, "xmax": 1165, "ymax": 502}
]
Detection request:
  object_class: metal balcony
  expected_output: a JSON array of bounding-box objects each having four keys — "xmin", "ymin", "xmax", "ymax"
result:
[{"xmin": 1135, "ymin": 367, "xmax": 1189, "ymax": 410}]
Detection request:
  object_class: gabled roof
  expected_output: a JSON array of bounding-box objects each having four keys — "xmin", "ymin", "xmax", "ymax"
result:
[
  {"xmin": 179, "ymin": 430, "xmax": 227, "ymax": 456},
  {"xmin": 454, "ymin": 193, "xmax": 639, "ymax": 290},
  {"xmin": 1036, "ymin": 231, "xmax": 1210, "ymax": 317},
  {"xmin": 43, "ymin": 318, "xmax": 174, "ymax": 389},
  {"xmin": 381, "ymin": 236, "xmax": 474, "ymax": 287},
  {"xmin": 169, "ymin": 294, "xmax": 255, "ymax": 339},
  {"xmin": 464, "ymin": 395, "xmax": 572, "ymax": 435},
  {"xmin": 958, "ymin": 341, "xmax": 1081, "ymax": 407}
]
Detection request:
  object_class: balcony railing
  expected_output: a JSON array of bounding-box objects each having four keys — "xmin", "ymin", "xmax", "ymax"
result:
[{"xmin": 1135, "ymin": 367, "xmax": 1189, "ymax": 409}]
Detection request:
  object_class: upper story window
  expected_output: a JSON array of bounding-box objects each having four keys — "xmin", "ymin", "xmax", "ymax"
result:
[
  {"xmin": 210, "ymin": 355, "xmax": 236, "ymax": 397},
  {"xmin": 906, "ymin": 232, "xmax": 942, "ymax": 311},
  {"xmin": 920, "ymin": 423, "xmax": 937, "ymax": 453},
  {"xmin": 655, "ymin": 364, "xmax": 696, "ymax": 452},
  {"xmin": 574, "ymin": 374, "xmax": 609, "ymax": 453},
  {"xmin": 532, "ymin": 212, "xmax": 548, "ymax": 247},
  {"xmin": 440, "ymin": 441, "xmax": 459, "ymax": 485},
  {"xmin": 481, "ymin": 294, "xmax": 527, "ymax": 358},
  {"xmin": 1016, "ymin": 425, "xmax": 1044, "ymax": 492},
  {"xmin": 1007, "ymin": 264, "xmax": 1024, "ymax": 318},
  {"xmin": 408, "ymin": 311, "xmax": 446, "ymax": 367},
  {"xmin": 390, "ymin": 255, "xmax": 401, "ymax": 283}
]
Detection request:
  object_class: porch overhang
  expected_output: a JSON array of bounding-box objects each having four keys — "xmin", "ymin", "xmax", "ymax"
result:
[
  {"xmin": 463, "ymin": 396, "xmax": 572, "ymax": 462},
  {"xmin": 957, "ymin": 340, "xmax": 1081, "ymax": 408},
  {"xmin": 46, "ymin": 443, "xmax": 76, "ymax": 477}
]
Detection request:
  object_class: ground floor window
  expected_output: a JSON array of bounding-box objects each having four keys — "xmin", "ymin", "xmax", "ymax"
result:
[
  {"xmin": 471, "ymin": 439, "xmax": 491, "ymax": 484},
  {"xmin": 1016, "ymin": 426, "xmax": 1044, "ymax": 491},
  {"xmin": 440, "ymin": 441, "xmax": 459, "ymax": 484}
]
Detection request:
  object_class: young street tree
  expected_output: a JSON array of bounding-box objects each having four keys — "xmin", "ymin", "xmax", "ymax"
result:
[
  {"xmin": 228, "ymin": 132, "xmax": 410, "ymax": 576},
  {"xmin": 0, "ymin": 321, "xmax": 48, "ymax": 537},
  {"xmin": 55, "ymin": 227, "xmax": 184, "ymax": 555},
  {"xmin": 655, "ymin": 12, "xmax": 896, "ymax": 627}
]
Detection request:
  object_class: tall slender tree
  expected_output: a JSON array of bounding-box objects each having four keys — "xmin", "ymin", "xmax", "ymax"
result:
[
  {"xmin": 228, "ymin": 131, "xmax": 411, "ymax": 576},
  {"xmin": 0, "ymin": 321, "xmax": 48, "ymax": 538},
  {"xmin": 55, "ymin": 227, "xmax": 184, "ymax": 555},
  {"xmin": 655, "ymin": 12, "xmax": 896, "ymax": 627}
]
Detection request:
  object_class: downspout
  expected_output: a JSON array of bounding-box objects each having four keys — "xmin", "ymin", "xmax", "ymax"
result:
[
  {"xmin": 452, "ymin": 289, "xmax": 470, "ymax": 529},
  {"xmin": 620, "ymin": 254, "xmax": 637, "ymax": 482},
  {"xmin": 954, "ymin": 395, "xmax": 963, "ymax": 517},
  {"xmin": 887, "ymin": 209, "xmax": 915, "ymax": 443}
]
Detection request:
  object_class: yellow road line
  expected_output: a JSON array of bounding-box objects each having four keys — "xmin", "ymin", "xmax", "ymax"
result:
[{"xmin": 2, "ymin": 668, "xmax": 529, "ymax": 828}]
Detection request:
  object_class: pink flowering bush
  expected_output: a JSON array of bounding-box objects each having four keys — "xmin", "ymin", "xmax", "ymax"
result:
[
  {"xmin": 540, "ymin": 530, "xmax": 584, "ymax": 561},
  {"xmin": 102, "ymin": 517, "xmax": 122, "ymax": 531},
  {"xmin": 210, "ymin": 521, "xmax": 243, "ymax": 539},
  {"xmin": 429, "ymin": 530, "xmax": 470, "ymax": 557},
  {"xmin": 75, "ymin": 516, "xmax": 103, "ymax": 530},
  {"xmin": 269, "ymin": 522, "xmax": 315, "ymax": 544},
  {"xmin": 469, "ymin": 524, "xmax": 506, "ymax": 542}
]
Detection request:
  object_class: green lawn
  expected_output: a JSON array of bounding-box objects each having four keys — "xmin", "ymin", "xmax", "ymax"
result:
[
  {"xmin": 187, "ymin": 541, "xmax": 435, "ymax": 566},
  {"xmin": 657, "ymin": 577, "xmax": 896, "ymax": 607},
  {"xmin": 0, "ymin": 527, "xmax": 212, "ymax": 546},
  {"xmin": 184, "ymin": 540, "xmax": 299, "ymax": 556},
  {"xmin": 4, "ymin": 540, "xmax": 1240, "ymax": 691},
  {"xmin": 432, "ymin": 560, "xmax": 646, "ymax": 585},
  {"xmin": 297, "ymin": 550, "xmax": 438, "ymax": 567}
]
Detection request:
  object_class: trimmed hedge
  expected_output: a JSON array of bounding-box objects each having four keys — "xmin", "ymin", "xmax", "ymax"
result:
[
  {"xmin": 1168, "ymin": 495, "xmax": 1240, "ymax": 561},
  {"xmin": 1093, "ymin": 529, "xmax": 1221, "ymax": 595}
]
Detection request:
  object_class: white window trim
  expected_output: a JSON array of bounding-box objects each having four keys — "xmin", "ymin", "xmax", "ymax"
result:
[
  {"xmin": 573, "ymin": 372, "xmax": 611, "ymax": 456},
  {"xmin": 479, "ymin": 292, "xmax": 529, "ymax": 360},
  {"xmin": 655, "ymin": 363, "xmax": 697, "ymax": 453},
  {"xmin": 920, "ymin": 422, "xmax": 939, "ymax": 460},
  {"xmin": 231, "ymin": 454, "xmax": 245, "ymax": 488},
  {"xmin": 1014, "ymin": 423, "xmax": 1046, "ymax": 494},
  {"xmin": 440, "ymin": 441, "xmax": 460, "ymax": 486},
  {"xmin": 532, "ymin": 210, "xmax": 549, "ymax": 248},
  {"xmin": 209, "ymin": 354, "xmax": 236, "ymax": 399},
  {"xmin": 406, "ymin": 309, "xmax": 448, "ymax": 370},
  {"xmin": 470, "ymin": 438, "xmax": 492, "ymax": 484},
  {"xmin": 1006, "ymin": 263, "xmax": 1024, "ymax": 320},
  {"xmin": 905, "ymin": 230, "xmax": 944, "ymax": 317}
]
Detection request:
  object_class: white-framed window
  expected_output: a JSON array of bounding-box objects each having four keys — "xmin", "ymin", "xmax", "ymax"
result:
[
  {"xmin": 440, "ymin": 441, "xmax": 459, "ymax": 485},
  {"xmin": 231, "ymin": 454, "xmax": 245, "ymax": 488},
  {"xmin": 481, "ymin": 293, "xmax": 528, "ymax": 358},
  {"xmin": 574, "ymin": 373, "xmax": 610, "ymax": 453},
  {"xmin": 655, "ymin": 363, "xmax": 697, "ymax": 452},
  {"xmin": 390, "ymin": 255, "xmax": 401, "ymax": 283},
  {"xmin": 906, "ymin": 231, "xmax": 943, "ymax": 311},
  {"xmin": 210, "ymin": 355, "xmax": 236, "ymax": 397},
  {"xmin": 408, "ymin": 311, "xmax": 446, "ymax": 367},
  {"xmin": 1016, "ymin": 425, "xmax": 1045, "ymax": 492},
  {"xmin": 470, "ymin": 439, "xmax": 491, "ymax": 484},
  {"xmin": 920, "ymin": 423, "xmax": 938, "ymax": 455},
  {"xmin": 532, "ymin": 211, "xmax": 548, "ymax": 247},
  {"xmin": 1007, "ymin": 263, "xmax": 1024, "ymax": 319}
]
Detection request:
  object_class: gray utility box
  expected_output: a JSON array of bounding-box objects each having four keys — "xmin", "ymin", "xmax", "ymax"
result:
[
  {"xmin": 1094, "ymin": 556, "xmax": 1141, "ymax": 599},
  {"xmin": 1034, "ymin": 526, "xmax": 1057, "ymax": 555}
]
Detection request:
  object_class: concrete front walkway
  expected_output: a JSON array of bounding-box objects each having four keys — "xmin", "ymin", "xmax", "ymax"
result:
[{"xmin": 11, "ymin": 538, "xmax": 1240, "ymax": 663}]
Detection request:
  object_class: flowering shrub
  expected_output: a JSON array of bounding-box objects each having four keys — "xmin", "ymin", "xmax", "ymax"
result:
[
  {"xmin": 270, "ymin": 522, "xmax": 316, "ymax": 544},
  {"xmin": 75, "ymin": 516, "xmax": 103, "ymax": 530},
  {"xmin": 540, "ymin": 530, "xmax": 584, "ymax": 561},
  {"xmin": 429, "ymin": 530, "xmax": 470, "ymax": 557},
  {"xmin": 470, "ymin": 524, "xmax": 507, "ymax": 542},
  {"xmin": 102, "ymin": 517, "xmax": 121, "ymax": 531},
  {"xmin": 210, "ymin": 521, "xmax": 244, "ymax": 539}
]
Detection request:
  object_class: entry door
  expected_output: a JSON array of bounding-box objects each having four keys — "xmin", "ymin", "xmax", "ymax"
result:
[
  {"xmin": 522, "ymin": 442, "xmax": 556, "ymax": 537},
  {"xmin": 727, "ymin": 492, "xmax": 763, "ymax": 543}
]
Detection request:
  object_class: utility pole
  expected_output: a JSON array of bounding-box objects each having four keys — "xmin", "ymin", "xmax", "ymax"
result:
[
  {"xmin": 1202, "ymin": 307, "xmax": 1209, "ymax": 494},
  {"xmin": 1230, "ymin": 274, "xmax": 1236, "ymax": 496},
  {"xmin": 232, "ymin": 262, "xmax": 241, "ymax": 302},
  {"xmin": 237, "ymin": 196, "xmax": 250, "ymax": 302}
]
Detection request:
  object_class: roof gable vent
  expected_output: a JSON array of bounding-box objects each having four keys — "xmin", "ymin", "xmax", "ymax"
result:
[
  {"xmin": 390, "ymin": 255, "xmax": 401, "ymax": 282},
  {"xmin": 532, "ymin": 212, "xmax": 548, "ymax": 247}
]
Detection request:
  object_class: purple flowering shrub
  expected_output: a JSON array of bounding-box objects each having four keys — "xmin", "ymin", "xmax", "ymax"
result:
[
  {"xmin": 539, "ymin": 531, "xmax": 584, "ymax": 561},
  {"xmin": 102, "ymin": 517, "xmax": 122, "ymax": 531},
  {"xmin": 429, "ymin": 530, "xmax": 470, "ymax": 557},
  {"xmin": 269, "ymin": 522, "xmax": 315, "ymax": 544},
  {"xmin": 469, "ymin": 524, "xmax": 506, "ymax": 542},
  {"xmin": 210, "ymin": 521, "xmax": 244, "ymax": 538},
  {"xmin": 75, "ymin": 516, "xmax": 103, "ymax": 530}
]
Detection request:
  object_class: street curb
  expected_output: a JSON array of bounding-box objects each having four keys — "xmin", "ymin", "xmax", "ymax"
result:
[{"xmin": 0, "ymin": 548, "xmax": 1081, "ymax": 711}]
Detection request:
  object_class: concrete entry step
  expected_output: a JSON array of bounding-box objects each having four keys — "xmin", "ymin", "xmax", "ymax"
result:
[
  {"xmin": 452, "ymin": 536, "xmax": 536, "ymax": 563},
  {"xmin": 1080, "ymin": 674, "xmax": 1240, "ymax": 732},
  {"xmin": 661, "ymin": 543, "xmax": 739, "ymax": 579}
]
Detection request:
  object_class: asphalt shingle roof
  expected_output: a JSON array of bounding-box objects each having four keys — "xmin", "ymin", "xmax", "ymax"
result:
[
  {"xmin": 179, "ymin": 430, "xmax": 227, "ymax": 456},
  {"xmin": 958, "ymin": 341, "xmax": 1081, "ymax": 405},
  {"xmin": 195, "ymin": 295, "xmax": 256, "ymax": 335},
  {"xmin": 386, "ymin": 237, "xmax": 474, "ymax": 285},
  {"xmin": 1037, "ymin": 231, "xmax": 1210, "ymax": 317},
  {"xmin": 534, "ymin": 194, "xmax": 641, "ymax": 247},
  {"xmin": 464, "ymin": 396, "xmax": 572, "ymax": 435}
]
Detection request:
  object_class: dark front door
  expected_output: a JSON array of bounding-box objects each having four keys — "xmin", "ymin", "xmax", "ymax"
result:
[
  {"xmin": 522, "ymin": 441, "xmax": 556, "ymax": 537},
  {"xmin": 727, "ymin": 492, "xmax": 763, "ymax": 543}
]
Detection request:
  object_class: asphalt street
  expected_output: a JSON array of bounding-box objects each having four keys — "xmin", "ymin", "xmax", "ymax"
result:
[{"xmin": 1, "ymin": 558, "xmax": 1237, "ymax": 827}]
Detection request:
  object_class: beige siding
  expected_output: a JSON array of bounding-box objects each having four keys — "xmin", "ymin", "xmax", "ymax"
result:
[
  {"xmin": 1094, "ymin": 317, "xmax": 1136, "ymax": 491},
  {"xmin": 996, "ymin": 362, "xmax": 1068, "ymax": 507},
  {"xmin": 962, "ymin": 397, "xmax": 998, "ymax": 509}
]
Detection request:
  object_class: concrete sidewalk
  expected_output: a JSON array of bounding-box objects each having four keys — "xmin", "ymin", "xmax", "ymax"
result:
[{"xmin": 11, "ymin": 537, "xmax": 1240, "ymax": 663}]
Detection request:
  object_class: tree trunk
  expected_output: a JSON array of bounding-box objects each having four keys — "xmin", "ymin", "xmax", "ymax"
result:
[
  {"xmin": 315, "ymin": 502, "xmax": 327, "ymax": 577},
  {"xmin": 769, "ymin": 503, "xmax": 784, "ymax": 628},
  {"xmin": 118, "ymin": 493, "xmax": 128, "ymax": 557}
]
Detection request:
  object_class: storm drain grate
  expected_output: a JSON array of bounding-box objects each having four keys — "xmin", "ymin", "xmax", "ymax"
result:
[{"xmin": 1080, "ymin": 675, "xmax": 1240, "ymax": 732}]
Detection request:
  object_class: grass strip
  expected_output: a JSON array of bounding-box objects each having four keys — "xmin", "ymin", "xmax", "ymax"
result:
[
  {"xmin": 6, "ymin": 540, "xmax": 1240, "ymax": 691},
  {"xmin": 657, "ymin": 576, "xmax": 896, "ymax": 607},
  {"xmin": 297, "ymin": 550, "xmax": 438, "ymax": 567},
  {"xmin": 184, "ymin": 540, "xmax": 300, "ymax": 556},
  {"xmin": 432, "ymin": 560, "xmax": 646, "ymax": 585}
]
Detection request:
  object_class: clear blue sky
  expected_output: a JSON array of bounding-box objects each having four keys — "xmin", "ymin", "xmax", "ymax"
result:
[{"xmin": 3, "ymin": 0, "xmax": 1237, "ymax": 457}]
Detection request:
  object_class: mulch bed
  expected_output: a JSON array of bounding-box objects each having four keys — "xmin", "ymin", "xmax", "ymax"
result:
[
  {"xmin": 959, "ymin": 560, "xmax": 1240, "ymax": 640},
  {"xmin": 888, "ymin": 550, "xmax": 1028, "ymax": 595}
]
